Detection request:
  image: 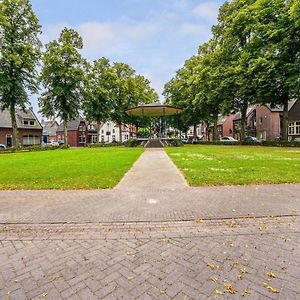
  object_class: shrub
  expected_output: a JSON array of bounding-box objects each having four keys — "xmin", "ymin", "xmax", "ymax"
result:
[
  {"xmin": 88, "ymin": 142, "xmax": 120, "ymax": 148},
  {"xmin": 261, "ymin": 141, "xmax": 300, "ymax": 147},
  {"xmin": 169, "ymin": 138, "xmax": 183, "ymax": 147},
  {"xmin": 124, "ymin": 139, "xmax": 140, "ymax": 147}
]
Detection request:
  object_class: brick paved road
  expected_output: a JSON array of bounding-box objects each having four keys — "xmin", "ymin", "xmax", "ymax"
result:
[{"xmin": 0, "ymin": 217, "xmax": 299, "ymax": 299}]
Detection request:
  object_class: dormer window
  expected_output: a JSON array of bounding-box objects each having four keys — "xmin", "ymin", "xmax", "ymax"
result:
[{"xmin": 24, "ymin": 119, "xmax": 35, "ymax": 126}]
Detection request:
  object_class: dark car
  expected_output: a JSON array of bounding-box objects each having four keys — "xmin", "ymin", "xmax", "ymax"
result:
[{"xmin": 244, "ymin": 136, "xmax": 260, "ymax": 144}]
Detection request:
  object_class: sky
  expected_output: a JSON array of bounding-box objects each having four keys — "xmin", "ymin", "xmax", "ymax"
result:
[{"xmin": 30, "ymin": 0, "xmax": 225, "ymax": 113}]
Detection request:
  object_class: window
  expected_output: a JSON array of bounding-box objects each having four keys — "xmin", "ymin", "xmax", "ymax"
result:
[
  {"xmin": 101, "ymin": 135, "xmax": 105, "ymax": 142},
  {"xmin": 91, "ymin": 135, "xmax": 97, "ymax": 144},
  {"xmin": 289, "ymin": 121, "xmax": 300, "ymax": 135},
  {"xmin": 22, "ymin": 135, "xmax": 40, "ymax": 145},
  {"xmin": 23, "ymin": 119, "xmax": 35, "ymax": 126},
  {"xmin": 101, "ymin": 130, "xmax": 104, "ymax": 134},
  {"xmin": 112, "ymin": 129, "xmax": 115, "ymax": 134},
  {"xmin": 112, "ymin": 135, "xmax": 116, "ymax": 142},
  {"xmin": 79, "ymin": 135, "xmax": 86, "ymax": 144},
  {"xmin": 79, "ymin": 125, "xmax": 86, "ymax": 131},
  {"xmin": 260, "ymin": 117, "xmax": 263, "ymax": 125}
]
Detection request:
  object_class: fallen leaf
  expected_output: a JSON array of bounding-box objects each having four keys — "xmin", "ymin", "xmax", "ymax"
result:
[
  {"xmin": 266, "ymin": 285, "xmax": 279, "ymax": 293},
  {"xmin": 207, "ymin": 263, "xmax": 217, "ymax": 270},
  {"xmin": 237, "ymin": 275, "xmax": 243, "ymax": 280},
  {"xmin": 224, "ymin": 283, "xmax": 236, "ymax": 294},
  {"xmin": 240, "ymin": 268, "xmax": 247, "ymax": 274},
  {"xmin": 41, "ymin": 292, "xmax": 48, "ymax": 297},
  {"xmin": 265, "ymin": 271, "xmax": 276, "ymax": 278},
  {"xmin": 194, "ymin": 219, "xmax": 204, "ymax": 224},
  {"xmin": 241, "ymin": 289, "xmax": 252, "ymax": 297},
  {"xmin": 215, "ymin": 289, "xmax": 223, "ymax": 295},
  {"xmin": 210, "ymin": 277, "xmax": 218, "ymax": 283},
  {"xmin": 160, "ymin": 289, "xmax": 167, "ymax": 295}
]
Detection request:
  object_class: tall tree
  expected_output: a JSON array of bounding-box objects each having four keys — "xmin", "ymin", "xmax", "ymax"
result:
[
  {"xmin": 0, "ymin": 0, "xmax": 41, "ymax": 148},
  {"xmin": 250, "ymin": 0, "xmax": 300, "ymax": 140},
  {"xmin": 110, "ymin": 63, "xmax": 158, "ymax": 143},
  {"xmin": 82, "ymin": 58, "xmax": 114, "ymax": 143},
  {"xmin": 39, "ymin": 28, "xmax": 84, "ymax": 145}
]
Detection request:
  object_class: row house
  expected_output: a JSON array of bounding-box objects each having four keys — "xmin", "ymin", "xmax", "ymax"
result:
[
  {"xmin": 231, "ymin": 100, "xmax": 300, "ymax": 141},
  {"xmin": 0, "ymin": 108, "xmax": 42, "ymax": 147},
  {"xmin": 56, "ymin": 117, "xmax": 88, "ymax": 147},
  {"xmin": 41, "ymin": 119, "xmax": 59, "ymax": 144},
  {"xmin": 99, "ymin": 121, "xmax": 137, "ymax": 143}
]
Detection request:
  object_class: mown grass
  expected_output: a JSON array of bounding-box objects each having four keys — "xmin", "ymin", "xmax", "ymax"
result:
[
  {"xmin": 166, "ymin": 145, "xmax": 300, "ymax": 186},
  {"xmin": 0, "ymin": 147, "xmax": 143, "ymax": 190}
]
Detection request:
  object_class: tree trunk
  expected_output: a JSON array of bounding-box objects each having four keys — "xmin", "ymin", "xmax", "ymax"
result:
[
  {"xmin": 118, "ymin": 123, "xmax": 123, "ymax": 143},
  {"xmin": 63, "ymin": 120, "xmax": 68, "ymax": 146},
  {"xmin": 282, "ymin": 96, "xmax": 289, "ymax": 141},
  {"xmin": 97, "ymin": 122, "xmax": 101, "ymax": 143},
  {"xmin": 10, "ymin": 105, "xmax": 19, "ymax": 148},
  {"xmin": 193, "ymin": 123, "xmax": 197, "ymax": 139},
  {"xmin": 240, "ymin": 103, "xmax": 248, "ymax": 141},
  {"xmin": 213, "ymin": 119, "xmax": 218, "ymax": 141}
]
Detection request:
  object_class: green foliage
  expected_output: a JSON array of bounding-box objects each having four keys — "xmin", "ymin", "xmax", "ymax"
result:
[
  {"xmin": 39, "ymin": 28, "xmax": 84, "ymax": 144},
  {"xmin": 124, "ymin": 139, "xmax": 140, "ymax": 147},
  {"xmin": 110, "ymin": 63, "xmax": 159, "ymax": 142},
  {"xmin": 0, "ymin": 0, "xmax": 42, "ymax": 147},
  {"xmin": 82, "ymin": 58, "xmax": 114, "ymax": 141},
  {"xmin": 88, "ymin": 143, "xmax": 121, "ymax": 148},
  {"xmin": 167, "ymin": 139, "xmax": 183, "ymax": 147}
]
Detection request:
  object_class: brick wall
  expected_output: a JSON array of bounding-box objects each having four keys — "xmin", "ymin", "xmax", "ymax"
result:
[{"xmin": 0, "ymin": 128, "xmax": 42, "ymax": 146}]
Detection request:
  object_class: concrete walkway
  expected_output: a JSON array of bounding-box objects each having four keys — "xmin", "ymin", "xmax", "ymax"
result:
[{"xmin": 116, "ymin": 149, "xmax": 188, "ymax": 191}]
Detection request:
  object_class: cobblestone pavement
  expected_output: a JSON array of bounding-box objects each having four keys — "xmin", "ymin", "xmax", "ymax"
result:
[{"xmin": 0, "ymin": 217, "xmax": 299, "ymax": 299}]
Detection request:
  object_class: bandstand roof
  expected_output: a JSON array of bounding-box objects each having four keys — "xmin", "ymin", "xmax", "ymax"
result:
[{"xmin": 126, "ymin": 103, "xmax": 182, "ymax": 117}]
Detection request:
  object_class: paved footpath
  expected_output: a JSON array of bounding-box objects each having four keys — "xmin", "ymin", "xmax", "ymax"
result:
[{"xmin": 0, "ymin": 149, "xmax": 300, "ymax": 299}]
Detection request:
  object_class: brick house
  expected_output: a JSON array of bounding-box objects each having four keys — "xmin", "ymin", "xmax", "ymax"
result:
[
  {"xmin": 56, "ymin": 117, "xmax": 88, "ymax": 147},
  {"xmin": 41, "ymin": 119, "xmax": 59, "ymax": 144},
  {"xmin": 233, "ymin": 107, "xmax": 257, "ymax": 140},
  {"xmin": 256, "ymin": 100, "xmax": 300, "ymax": 141},
  {"xmin": 0, "ymin": 108, "xmax": 42, "ymax": 147},
  {"xmin": 216, "ymin": 114, "xmax": 237, "ymax": 139}
]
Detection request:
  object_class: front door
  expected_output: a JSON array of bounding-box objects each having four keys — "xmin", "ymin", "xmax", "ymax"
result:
[{"xmin": 6, "ymin": 135, "xmax": 12, "ymax": 147}]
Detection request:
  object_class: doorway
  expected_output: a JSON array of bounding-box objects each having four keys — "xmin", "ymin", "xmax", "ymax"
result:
[{"xmin": 6, "ymin": 135, "xmax": 12, "ymax": 147}]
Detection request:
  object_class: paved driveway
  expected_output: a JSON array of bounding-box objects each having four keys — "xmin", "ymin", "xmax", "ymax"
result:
[{"xmin": 0, "ymin": 149, "xmax": 299, "ymax": 299}]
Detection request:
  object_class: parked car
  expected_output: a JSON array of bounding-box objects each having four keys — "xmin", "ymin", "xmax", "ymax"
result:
[
  {"xmin": 244, "ymin": 136, "xmax": 261, "ymax": 144},
  {"xmin": 58, "ymin": 140, "xmax": 64, "ymax": 145},
  {"xmin": 220, "ymin": 136, "xmax": 238, "ymax": 142},
  {"xmin": 181, "ymin": 138, "xmax": 189, "ymax": 144},
  {"xmin": 48, "ymin": 141, "xmax": 59, "ymax": 146},
  {"xmin": 0, "ymin": 144, "xmax": 6, "ymax": 149}
]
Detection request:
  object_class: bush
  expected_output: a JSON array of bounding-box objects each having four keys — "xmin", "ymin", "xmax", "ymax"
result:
[
  {"xmin": 88, "ymin": 142, "xmax": 121, "ymax": 148},
  {"xmin": 261, "ymin": 141, "xmax": 300, "ymax": 147},
  {"xmin": 169, "ymin": 138, "xmax": 184, "ymax": 147},
  {"xmin": 124, "ymin": 139, "xmax": 140, "ymax": 147}
]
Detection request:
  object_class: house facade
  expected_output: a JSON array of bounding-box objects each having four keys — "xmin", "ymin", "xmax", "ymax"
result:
[
  {"xmin": 233, "ymin": 107, "xmax": 256, "ymax": 140},
  {"xmin": 99, "ymin": 121, "xmax": 137, "ymax": 143},
  {"xmin": 56, "ymin": 117, "xmax": 88, "ymax": 147},
  {"xmin": 41, "ymin": 119, "xmax": 59, "ymax": 144},
  {"xmin": 217, "ymin": 114, "xmax": 237, "ymax": 139},
  {"xmin": 0, "ymin": 108, "xmax": 42, "ymax": 147}
]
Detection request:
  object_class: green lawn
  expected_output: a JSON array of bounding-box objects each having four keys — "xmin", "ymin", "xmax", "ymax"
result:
[
  {"xmin": 0, "ymin": 147, "xmax": 143, "ymax": 190},
  {"xmin": 166, "ymin": 145, "xmax": 300, "ymax": 186}
]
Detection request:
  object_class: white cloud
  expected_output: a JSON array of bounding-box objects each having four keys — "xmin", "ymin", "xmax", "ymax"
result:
[
  {"xmin": 179, "ymin": 23, "xmax": 211, "ymax": 38},
  {"xmin": 193, "ymin": 2, "xmax": 219, "ymax": 22}
]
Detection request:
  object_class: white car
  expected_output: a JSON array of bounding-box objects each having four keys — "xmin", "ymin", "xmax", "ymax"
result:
[
  {"xmin": 220, "ymin": 136, "xmax": 238, "ymax": 142},
  {"xmin": 0, "ymin": 144, "xmax": 6, "ymax": 149},
  {"xmin": 47, "ymin": 141, "xmax": 59, "ymax": 146}
]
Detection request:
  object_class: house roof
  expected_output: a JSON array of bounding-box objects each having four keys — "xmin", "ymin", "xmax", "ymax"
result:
[
  {"xmin": 0, "ymin": 108, "xmax": 42, "ymax": 129},
  {"xmin": 234, "ymin": 106, "xmax": 256, "ymax": 121},
  {"xmin": 57, "ymin": 117, "xmax": 85, "ymax": 132},
  {"xmin": 42, "ymin": 120, "xmax": 58, "ymax": 136},
  {"xmin": 265, "ymin": 99, "xmax": 298, "ymax": 112}
]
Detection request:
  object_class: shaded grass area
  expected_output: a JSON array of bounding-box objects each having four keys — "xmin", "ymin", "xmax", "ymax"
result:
[
  {"xmin": 166, "ymin": 145, "xmax": 300, "ymax": 186},
  {"xmin": 0, "ymin": 147, "xmax": 143, "ymax": 190}
]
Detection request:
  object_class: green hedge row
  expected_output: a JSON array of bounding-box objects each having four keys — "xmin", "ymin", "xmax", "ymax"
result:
[
  {"xmin": 188, "ymin": 141, "xmax": 300, "ymax": 147},
  {"xmin": 0, "ymin": 145, "xmax": 69, "ymax": 154},
  {"xmin": 88, "ymin": 142, "xmax": 121, "ymax": 148}
]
